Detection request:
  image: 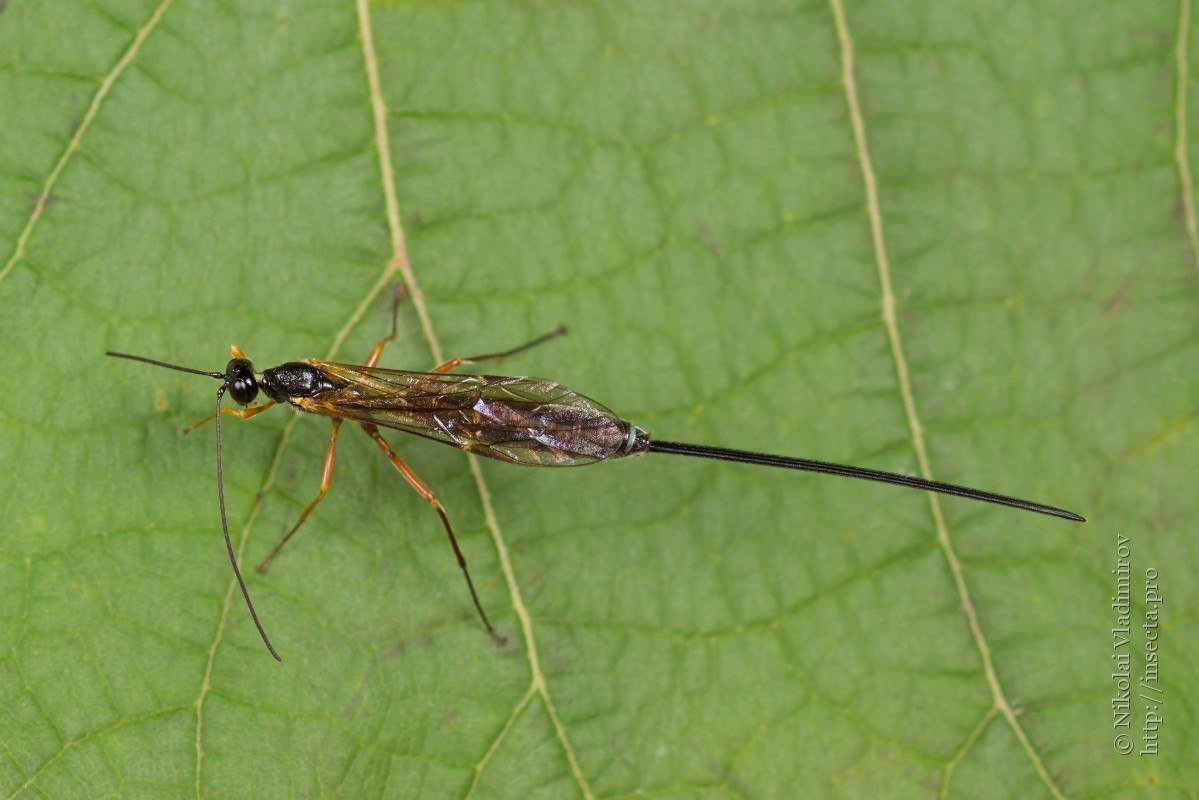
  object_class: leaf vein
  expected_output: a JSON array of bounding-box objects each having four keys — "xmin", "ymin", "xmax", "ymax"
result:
[
  {"xmin": 0, "ymin": 0, "xmax": 175, "ymax": 286},
  {"xmin": 829, "ymin": 1, "xmax": 1069, "ymax": 797},
  {"xmin": 6, "ymin": 706, "xmax": 190, "ymax": 800},
  {"xmin": 463, "ymin": 684, "xmax": 536, "ymax": 799},
  {"xmin": 1175, "ymin": 0, "xmax": 1199, "ymax": 272},
  {"xmin": 356, "ymin": 1, "xmax": 596, "ymax": 797},
  {"xmin": 940, "ymin": 706, "xmax": 998, "ymax": 799}
]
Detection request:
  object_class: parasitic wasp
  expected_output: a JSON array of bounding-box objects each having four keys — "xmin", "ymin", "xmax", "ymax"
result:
[{"xmin": 108, "ymin": 288, "xmax": 1085, "ymax": 661}]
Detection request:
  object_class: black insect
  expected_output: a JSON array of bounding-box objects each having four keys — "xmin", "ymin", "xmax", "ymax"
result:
[{"xmin": 109, "ymin": 291, "xmax": 1084, "ymax": 660}]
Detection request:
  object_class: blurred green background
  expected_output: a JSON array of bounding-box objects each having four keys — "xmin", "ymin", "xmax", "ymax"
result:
[{"xmin": 0, "ymin": 1, "xmax": 1193, "ymax": 798}]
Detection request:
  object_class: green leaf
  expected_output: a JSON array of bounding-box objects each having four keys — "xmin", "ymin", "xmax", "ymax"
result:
[{"xmin": 0, "ymin": 0, "xmax": 1193, "ymax": 797}]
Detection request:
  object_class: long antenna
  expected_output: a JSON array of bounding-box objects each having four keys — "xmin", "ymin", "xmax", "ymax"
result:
[
  {"xmin": 215, "ymin": 385, "xmax": 282, "ymax": 661},
  {"xmin": 647, "ymin": 440, "xmax": 1085, "ymax": 522},
  {"xmin": 106, "ymin": 351, "xmax": 223, "ymax": 379}
]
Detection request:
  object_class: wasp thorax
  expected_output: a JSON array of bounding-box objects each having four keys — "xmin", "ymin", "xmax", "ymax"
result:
[
  {"xmin": 225, "ymin": 358, "xmax": 259, "ymax": 405},
  {"xmin": 260, "ymin": 362, "xmax": 340, "ymax": 402}
]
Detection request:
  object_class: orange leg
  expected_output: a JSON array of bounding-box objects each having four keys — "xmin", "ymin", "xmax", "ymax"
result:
[
  {"xmin": 256, "ymin": 419, "xmax": 342, "ymax": 573},
  {"xmin": 183, "ymin": 401, "xmax": 275, "ymax": 435},
  {"xmin": 363, "ymin": 282, "xmax": 407, "ymax": 368},
  {"xmin": 256, "ymin": 284, "xmax": 404, "ymax": 570},
  {"xmin": 430, "ymin": 325, "xmax": 567, "ymax": 374},
  {"xmin": 361, "ymin": 422, "xmax": 506, "ymax": 646}
]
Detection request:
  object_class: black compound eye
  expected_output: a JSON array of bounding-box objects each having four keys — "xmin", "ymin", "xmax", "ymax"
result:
[
  {"xmin": 224, "ymin": 358, "xmax": 259, "ymax": 406},
  {"xmin": 230, "ymin": 377, "xmax": 257, "ymax": 405}
]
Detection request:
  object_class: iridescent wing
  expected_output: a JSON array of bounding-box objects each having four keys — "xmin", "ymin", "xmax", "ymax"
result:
[{"xmin": 293, "ymin": 361, "xmax": 637, "ymax": 467}]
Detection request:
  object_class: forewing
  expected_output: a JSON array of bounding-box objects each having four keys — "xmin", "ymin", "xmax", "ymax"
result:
[{"xmin": 303, "ymin": 361, "xmax": 631, "ymax": 466}]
